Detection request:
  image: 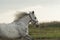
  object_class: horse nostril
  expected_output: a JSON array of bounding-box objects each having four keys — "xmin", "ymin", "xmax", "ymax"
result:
[{"xmin": 35, "ymin": 22, "xmax": 39, "ymax": 27}]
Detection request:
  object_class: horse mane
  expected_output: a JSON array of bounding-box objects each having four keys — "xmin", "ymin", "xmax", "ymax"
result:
[{"xmin": 14, "ymin": 11, "xmax": 28, "ymax": 22}]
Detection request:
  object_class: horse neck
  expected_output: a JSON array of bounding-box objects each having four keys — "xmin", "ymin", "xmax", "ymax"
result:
[{"xmin": 14, "ymin": 15, "xmax": 31, "ymax": 26}]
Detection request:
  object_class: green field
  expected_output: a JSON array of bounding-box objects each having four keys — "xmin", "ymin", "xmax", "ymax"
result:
[
  {"xmin": 29, "ymin": 21, "xmax": 60, "ymax": 39},
  {"xmin": 29, "ymin": 26, "xmax": 60, "ymax": 40},
  {"xmin": 29, "ymin": 27, "xmax": 40, "ymax": 39}
]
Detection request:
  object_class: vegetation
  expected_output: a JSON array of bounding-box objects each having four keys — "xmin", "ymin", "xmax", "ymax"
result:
[{"xmin": 29, "ymin": 21, "xmax": 60, "ymax": 39}]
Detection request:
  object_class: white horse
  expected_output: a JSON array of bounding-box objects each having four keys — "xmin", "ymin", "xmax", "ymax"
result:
[{"xmin": 0, "ymin": 11, "xmax": 38, "ymax": 40}]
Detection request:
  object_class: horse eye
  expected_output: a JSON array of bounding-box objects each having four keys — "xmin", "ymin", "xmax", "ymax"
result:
[
  {"xmin": 32, "ymin": 13, "xmax": 34, "ymax": 14},
  {"xmin": 35, "ymin": 17, "xmax": 36, "ymax": 19}
]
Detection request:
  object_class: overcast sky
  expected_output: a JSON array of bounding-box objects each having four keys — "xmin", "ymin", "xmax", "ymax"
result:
[{"xmin": 0, "ymin": 0, "xmax": 60, "ymax": 23}]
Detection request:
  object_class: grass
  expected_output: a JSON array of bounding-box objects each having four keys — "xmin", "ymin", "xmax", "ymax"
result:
[
  {"xmin": 29, "ymin": 27, "xmax": 40, "ymax": 38},
  {"xmin": 29, "ymin": 26, "xmax": 60, "ymax": 39},
  {"xmin": 40, "ymin": 27, "xmax": 60, "ymax": 38}
]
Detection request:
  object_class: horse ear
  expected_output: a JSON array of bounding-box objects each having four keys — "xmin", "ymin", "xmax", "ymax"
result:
[{"xmin": 32, "ymin": 11, "xmax": 34, "ymax": 14}]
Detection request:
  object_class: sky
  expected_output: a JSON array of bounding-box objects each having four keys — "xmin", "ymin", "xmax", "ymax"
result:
[{"xmin": 0, "ymin": 0, "xmax": 60, "ymax": 23}]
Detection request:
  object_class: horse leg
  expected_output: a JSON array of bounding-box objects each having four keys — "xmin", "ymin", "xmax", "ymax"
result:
[{"xmin": 24, "ymin": 35, "xmax": 34, "ymax": 40}]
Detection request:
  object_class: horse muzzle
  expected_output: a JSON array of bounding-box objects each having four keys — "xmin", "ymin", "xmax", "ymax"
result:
[{"xmin": 35, "ymin": 21, "xmax": 39, "ymax": 27}]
